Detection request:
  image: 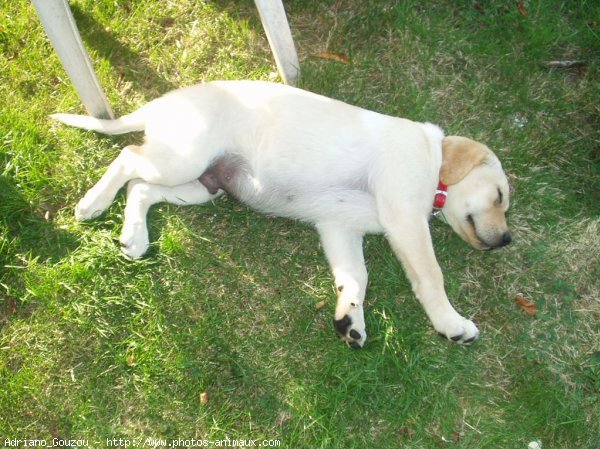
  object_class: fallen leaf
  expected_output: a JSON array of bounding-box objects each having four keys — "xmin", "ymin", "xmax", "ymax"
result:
[
  {"xmin": 310, "ymin": 52, "xmax": 350, "ymax": 64},
  {"xmin": 315, "ymin": 300, "xmax": 326, "ymax": 310},
  {"xmin": 514, "ymin": 293, "xmax": 536, "ymax": 315},
  {"xmin": 200, "ymin": 391, "xmax": 209, "ymax": 405},
  {"xmin": 517, "ymin": 0, "xmax": 528, "ymax": 17}
]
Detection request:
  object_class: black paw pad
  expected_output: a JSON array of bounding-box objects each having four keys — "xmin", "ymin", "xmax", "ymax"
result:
[
  {"xmin": 349, "ymin": 329, "xmax": 361, "ymax": 340},
  {"xmin": 438, "ymin": 332, "xmax": 478, "ymax": 344},
  {"xmin": 333, "ymin": 316, "xmax": 364, "ymax": 349},
  {"xmin": 333, "ymin": 315, "xmax": 352, "ymax": 336}
]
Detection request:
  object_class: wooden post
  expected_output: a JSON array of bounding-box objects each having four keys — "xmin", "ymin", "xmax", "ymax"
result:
[
  {"xmin": 255, "ymin": 0, "xmax": 300, "ymax": 85},
  {"xmin": 32, "ymin": 0, "xmax": 114, "ymax": 118}
]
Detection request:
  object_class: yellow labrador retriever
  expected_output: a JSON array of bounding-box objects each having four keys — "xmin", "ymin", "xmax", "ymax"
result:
[{"xmin": 52, "ymin": 80, "xmax": 511, "ymax": 348}]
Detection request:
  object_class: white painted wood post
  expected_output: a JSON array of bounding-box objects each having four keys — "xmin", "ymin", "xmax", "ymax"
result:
[
  {"xmin": 33, "ymin": 0, "xmax": 298, "ymax": 114},
  {"xmin": 31, "ymin": 0, "xmax": 114, "ymax": 119},
  {"xmin": 254, "ymin": 0, "xmax": 300, "ymax": 85}
]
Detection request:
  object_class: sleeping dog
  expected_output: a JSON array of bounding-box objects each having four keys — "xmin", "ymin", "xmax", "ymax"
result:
[{"xmin": 52, "ymin": 80, "xmax": 511, "ymax": 348}]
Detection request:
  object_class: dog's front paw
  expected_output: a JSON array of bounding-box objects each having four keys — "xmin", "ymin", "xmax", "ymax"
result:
[
  {"xmin": 119, "ymin": 222, "xmax": 149, "ymax": 259},
  {"xmin": 333, "ymin": 305, "xmax": 367, "ymax": 349},
  {"xmin": 435, "ymin": 313, "xmax": 479, "ymax": 345},
  {"xmin": 75, "ymin": 190, "xmax": 113, "ymax": 221},
  {"xmin": 75, "ymin": 196, "xmax": 105, "ymax": 221}
]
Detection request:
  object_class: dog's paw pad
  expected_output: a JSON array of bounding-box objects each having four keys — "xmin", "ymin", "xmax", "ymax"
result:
[
  {"xmin": 349, "ymin": 329, "xmax": 361, "ymax": 340},
  {"xmin": 333, "ymin": 315, "xmax": 366, "ymax": 349},
  {"xmin": 333, "ymin": 315, "xmax": 352, "ymax": 334},
  {"xmin": 437, "ymin": 316, "xmax": 479, "ymax": 345}
]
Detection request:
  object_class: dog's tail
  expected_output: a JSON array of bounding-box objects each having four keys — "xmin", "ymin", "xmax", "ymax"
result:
[{"xmin": 50, "ymin": 106, "xmax": 146, "ymax": 135}]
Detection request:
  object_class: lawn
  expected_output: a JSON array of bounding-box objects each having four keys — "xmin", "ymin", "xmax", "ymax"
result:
[{"xmin": 1, "ymin": 0, "xmax": 598, "ymax": 448}]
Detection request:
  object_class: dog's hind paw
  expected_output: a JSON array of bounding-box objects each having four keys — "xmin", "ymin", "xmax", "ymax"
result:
[
  {"xmin": 119, "ymin": 222, "xmax": 149, "ymax": 259},
  {"xmin": 333, "ymin": 314, "xmax": 367, "ymax": 349}
]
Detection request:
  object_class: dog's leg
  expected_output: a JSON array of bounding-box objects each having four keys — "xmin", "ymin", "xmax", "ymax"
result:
[
  {"xmin": 317, "ymin": 224, "xmax": 368, "ymax": 349},
  {"xmin": 120, "ymin": 180, "xmax": 222, "ymax": 259},
  {"xmin": 382, "ymin": 214, "xmax": 479, "ymax": 344},
  {"xmin": 75, "ymin": 145, "xmax": 142, "ymax": 221}
]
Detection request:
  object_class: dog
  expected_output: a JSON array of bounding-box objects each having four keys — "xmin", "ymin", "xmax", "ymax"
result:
[{"xmin": 52, "ymin": 80, "xmax": 511, "ymax": 348}]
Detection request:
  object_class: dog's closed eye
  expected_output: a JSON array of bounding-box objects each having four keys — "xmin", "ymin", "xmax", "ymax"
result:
[
  {"xmin": 496, "ymin": 188, "xmax": 503, "ymax": 206},
  {"xmin": 466, "ymin": 214, "xmax": 475, "ymax": 226}
]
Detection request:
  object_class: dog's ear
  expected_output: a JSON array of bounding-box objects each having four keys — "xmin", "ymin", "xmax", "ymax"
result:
[{"xmin": 440, "ymin": 136, "xmax": 493, "ymax": 185}]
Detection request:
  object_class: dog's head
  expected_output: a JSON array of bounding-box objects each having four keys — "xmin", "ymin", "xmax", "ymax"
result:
[{"xmin": 439, "ymin": 136, "xmax": 511, "ymax": 250}]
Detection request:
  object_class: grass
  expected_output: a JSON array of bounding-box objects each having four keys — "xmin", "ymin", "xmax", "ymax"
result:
[{"xmin": 1, "ymin": 0, "xmax": 599, "ymax": 447}]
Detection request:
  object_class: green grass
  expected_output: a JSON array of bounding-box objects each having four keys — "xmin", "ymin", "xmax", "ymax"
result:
[{"xmin": 1, "ymin": 0, "xmax": 599, "ymax": 447}]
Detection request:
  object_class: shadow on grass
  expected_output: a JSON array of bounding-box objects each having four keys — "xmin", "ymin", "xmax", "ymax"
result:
[
  {"xmin": 68, "ymin": 1, "xmax": 282, "ymax": 97},
  {"xmin": 0, "ymin": 175, "xmax": 78, "ymax": 263},
  {"xmin": 70, "ymin": 4, "xmax": 176, "ymax": 98},
  {"xmin": 0, "ymin": 174, "xmax": 78, "ymax": 323}
]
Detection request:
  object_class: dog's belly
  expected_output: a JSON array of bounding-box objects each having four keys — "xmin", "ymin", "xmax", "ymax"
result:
[{"xmin": 198, "ymin": 154, "xmax": 383, "ymax": 232}]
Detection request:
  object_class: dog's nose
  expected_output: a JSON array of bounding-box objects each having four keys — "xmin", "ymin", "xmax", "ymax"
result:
[
  {"xmin": 488, "ymin": 232, "xmax": 512, "ymax": 250},
  {"xmin": 499, "ymin": 232, "xmax": 512, "ymax": 247}
]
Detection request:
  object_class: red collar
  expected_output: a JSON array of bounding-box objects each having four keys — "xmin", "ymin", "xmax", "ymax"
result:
[{"xmin": 433, "ymin": 182, "xmax": 448, "ymax": 210}]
